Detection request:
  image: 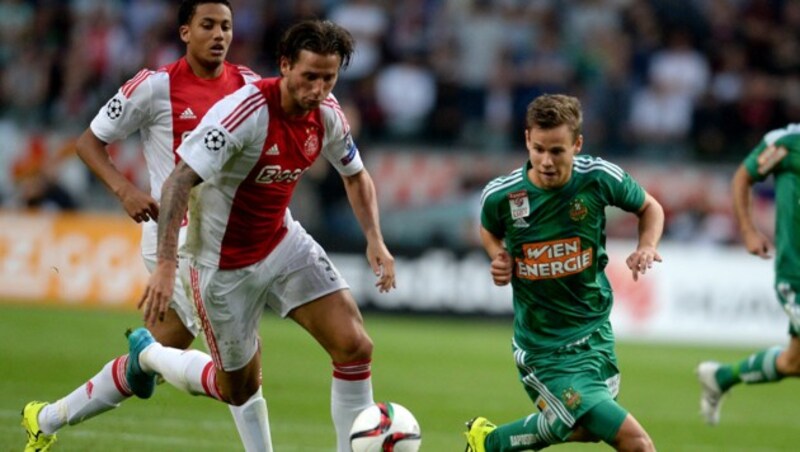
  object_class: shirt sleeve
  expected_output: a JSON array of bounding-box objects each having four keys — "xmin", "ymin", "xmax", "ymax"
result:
[
  {"xmin": 89, "ymin": 69, "xmax": 154, "ymax": 143},
  {"xmin": 480, "ymin": 188, "xmax": 505, "ymax": 239},
  {"xmin": 742, "ymin": 140, "xmax": 769, "ymax": 181},
  {"xmin": 177, "ymin": 84, "xmax": 268, "ymax": 181},
  {"xmin": 320, "ymin": 95, "xmax": 364, "ymax": 176},
  {"xmin": 599, "ymin": 160, "xmax": 646, "ymax": 212}
]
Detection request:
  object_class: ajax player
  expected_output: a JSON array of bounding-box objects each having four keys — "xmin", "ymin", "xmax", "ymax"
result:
[
  {"xmin": 127, "ymin": 19, "xmax": 396, "ymax": 452},
  {"xmin": 21, "ymin": 1, "xmax": 261, "ymax": 451}
]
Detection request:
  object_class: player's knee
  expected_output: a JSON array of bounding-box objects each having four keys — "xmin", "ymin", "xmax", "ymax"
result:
[
  {"xmin": 336, "ymin": 331, "xmax": 373, "ymax": 363},
  {"xmin": 323, "ymin": 315, "xmax": 373, "ymax": 363}
]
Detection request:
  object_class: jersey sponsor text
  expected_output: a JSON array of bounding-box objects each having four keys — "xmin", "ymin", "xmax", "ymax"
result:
[
  {"xmin": 516, "ymin": 237, "xmax": 593, "ymax": 280},
  {"xmin": 254, "ymin": 165, "xmax": 308, "ymax": 184}
]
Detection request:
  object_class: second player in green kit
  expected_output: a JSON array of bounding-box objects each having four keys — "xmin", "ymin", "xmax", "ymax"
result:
[{"xmin": 698, "ymin": 123, "xmax": 800, "ymax": 427}]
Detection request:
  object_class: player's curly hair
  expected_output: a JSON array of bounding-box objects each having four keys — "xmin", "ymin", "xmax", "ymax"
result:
[
  {"xmin": 526, "ymin": 94, "xmax": 583, "ymax": 142},
  {"xmin": 178, "ymin": 0, "xmax": 232, "ymax": 27},
  {"xmin": 277, "ymin": 20, "xmax": 355, "ymax": 69}
]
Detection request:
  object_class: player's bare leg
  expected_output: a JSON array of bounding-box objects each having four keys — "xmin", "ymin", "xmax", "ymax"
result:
[
  {"xmin": 289, "ymin": 289, "xmax": 374, "ymax": 452},
  {"xmin": 148, "ymin": 307, "xmax": 195, "ymax": 348},
  {"xmin": 607, "ymin": 414, "xmax": 655, "ymax": 452},
  {"xmin": 775, "ymin": 336, "xmax": 800, "ymax": 375}
]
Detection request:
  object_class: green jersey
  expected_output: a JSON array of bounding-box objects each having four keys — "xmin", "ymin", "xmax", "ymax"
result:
[
  {"xmin": 480, "ymin": 155, "xmax": 645, "ymax": 353},
  {"xmin": 743, "ymin": 124, "xmax": 800, "ymax": 285}
]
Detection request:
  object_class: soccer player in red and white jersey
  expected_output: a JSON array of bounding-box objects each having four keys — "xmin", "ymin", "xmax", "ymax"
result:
[
  {"xmin": 21, "ymin": 2, "xmax": 265, "ymax": 451},
  {"xmin": 126, "ymin": 19, "xmax": 396, "ymax": 451}
]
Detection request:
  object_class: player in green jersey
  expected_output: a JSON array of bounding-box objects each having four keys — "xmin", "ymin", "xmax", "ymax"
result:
[
  {"xmin": 697, "ymin": 124, "xmax": 800, "ymax": 426},
  {"xmin": 466, "ymin": 94, "xmax": 664, "ymax": 452}
]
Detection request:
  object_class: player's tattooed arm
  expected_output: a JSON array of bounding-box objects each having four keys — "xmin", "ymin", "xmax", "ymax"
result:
[
  {"xmin": 157, "ymin": 161, "xmax": 202, "ymax": 263},
  {"xmin": 140, "ymin": 161, "xmax": 202, "ymax": 326}
]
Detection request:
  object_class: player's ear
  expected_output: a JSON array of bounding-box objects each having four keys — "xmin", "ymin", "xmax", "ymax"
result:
[
  {"xmin": 179, "ymin": 25, "xmax": 190, "ymax": 44},
  {"xmin": 573, "ymin": 134, "xmax": 583, "ymax": 154},
  {"xmin": 279, "ymin": 57, "xmax": 290, "ymax": 76}
]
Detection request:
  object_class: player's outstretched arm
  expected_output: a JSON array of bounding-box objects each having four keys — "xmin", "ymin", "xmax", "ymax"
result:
[
  {"xmin": 76, "ymin": 128, "xmax": 159, "ymax": 223},
  {"xmin": 139, "ymin": 161, "xmax": 202, "ymax": 326},
  {"xmin": 341, "ymin": 168, "xmax": 396, "ymax": 293},
  {"xmin": 731, "ymin": 164, "xmax": 772, "ymax": 258},
  {"xmin": 626, "ymin": 192, "xmax": 664, "ymax": 282},
  {"xmin": 479, "ymin": 226, "xmax": 512, "ymax": 286}
]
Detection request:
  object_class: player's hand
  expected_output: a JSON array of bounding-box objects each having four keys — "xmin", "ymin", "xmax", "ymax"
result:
[
  {"xmin": 742, "ymin": 229, "xmax": 772, "ymax": 259},
  {"xmin": 118, "ymin": 184, "xmax": 159, "ymax": 223},
  {"xmin": 366, "ymin": 241, "xmax": 396, "ymax": 293},
  {"xmin": 138, "ymin": 260, "xmax": 176, "ymax": 327},
  {"xmin": 626, "ymin": 246, "xmax": 662, "ymax": 282},
  {"xmin": 490, "ymin": 250, "xmax": 513, "ymax": 286}
]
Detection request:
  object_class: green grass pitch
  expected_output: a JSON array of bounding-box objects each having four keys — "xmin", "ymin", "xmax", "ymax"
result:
[{"xmin": 1, "ymin": 302, "xmax": 799, "ymax": 451}]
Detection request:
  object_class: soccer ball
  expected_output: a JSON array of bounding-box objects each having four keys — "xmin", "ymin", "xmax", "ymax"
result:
[{"xmin": 350, "ymin": 402, "xmax": 421, "ymax": 452}]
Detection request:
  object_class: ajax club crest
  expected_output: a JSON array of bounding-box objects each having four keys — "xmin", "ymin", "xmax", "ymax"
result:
[{"xmin": 304, "ymin": 127, "xmax": 320, "ymax": 156}]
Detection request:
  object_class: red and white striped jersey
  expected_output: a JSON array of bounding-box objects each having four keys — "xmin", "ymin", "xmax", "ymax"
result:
[
  {"xmin": 177, "ymin": 77, "xmax": 364, "ymax": 270},
  {"xmin": 89, "ymin": 57, "xmax": 260, "ymax": 255}
]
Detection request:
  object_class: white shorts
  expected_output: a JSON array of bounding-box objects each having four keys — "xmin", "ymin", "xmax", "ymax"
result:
[
  {"xmin": 142, "ymin": 253, "xmax": 201, "ymax": 337},
  {"xmin": 182, "ymin": 220, "xmax": 350, "ymax": 371}
]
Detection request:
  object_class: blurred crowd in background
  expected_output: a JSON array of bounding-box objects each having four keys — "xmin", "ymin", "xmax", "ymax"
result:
[{"xmin": 0, "ymin": 0, "xmax": 788, "ymax": 251}]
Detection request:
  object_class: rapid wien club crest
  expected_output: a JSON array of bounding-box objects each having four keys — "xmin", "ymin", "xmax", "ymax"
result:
[
  {"xmin": 561, "ymin": 387, "xmax": 582, "ymax": 411},
  {"xmin": 569, "ymin": 197, "xmax": 588, "ymax": 222}
]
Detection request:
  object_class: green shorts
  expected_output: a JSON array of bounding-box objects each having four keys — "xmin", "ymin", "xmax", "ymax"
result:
[{"xmin": 513, "ymin": 322, "xmax": 628, "ymax": 442}]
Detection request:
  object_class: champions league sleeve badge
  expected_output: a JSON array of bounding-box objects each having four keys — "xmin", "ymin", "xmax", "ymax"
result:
[
  {"xmin": 106, "ymin": 97, "xmax": 123, "ymax": 120},
  {"xmin": 204, "ymin": 128, "xmax": 227, "ymax": 152},
  {"xmin": 507, "ymin": 190, "xmax": 530, "ymax": 220}
]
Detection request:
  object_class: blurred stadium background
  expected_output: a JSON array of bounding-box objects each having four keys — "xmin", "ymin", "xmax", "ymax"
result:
[{"xmin": 1, "ymin": 0, "xmax": 799, "ymax": 450}]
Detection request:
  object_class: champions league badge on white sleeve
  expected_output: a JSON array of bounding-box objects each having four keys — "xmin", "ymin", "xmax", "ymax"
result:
[
  {"xmin": 204, "ymin": 128, "xmax": 226, "ymax": 152},
  {"xmin": 508, "ymin": 190, "xmax": 530, "ymax": 227},
  {"xmin": 106, "ymin": 97, "xmax": 123, "ymax": 120}
]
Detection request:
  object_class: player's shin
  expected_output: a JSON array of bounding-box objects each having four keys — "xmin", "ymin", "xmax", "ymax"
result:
[
  {"xmin": 486, "ymin": 413, "xmax": 567, "ymax": 452},
  {"xmin": 331, "ymin": 360, "xmax": 373, "ymax": 452},
  {"xmin": 229, "ymin": 386, "xmax": 273, "ymax": 452},
  {"xmin": 718, "ymin": 346, "xmax": 785, "ymax": 391},
  {"xmin": 38, "ymin": 356, "xmax": 132, "ymax": 434},
  {"xmin": 140, "ymin": 345, "xmax": 223, "ymax": 399}
]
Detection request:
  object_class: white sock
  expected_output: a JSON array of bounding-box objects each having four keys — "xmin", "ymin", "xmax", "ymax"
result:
[
  {"xmin": 331, "ymin": 360, "xmax": 373, "ymax": 452},
  {"xmin": 229, "ymin": 386, "xmax": 273, "ymax": 452},
  {"xmin": 38, "ymin": 356, "xmax": 131, "ymax": 434},
  {"xmin": 139, "ymin": 344, "xmax": 222, "ymax": 399}
]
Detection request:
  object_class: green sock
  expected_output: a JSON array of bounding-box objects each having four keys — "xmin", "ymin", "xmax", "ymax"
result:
[
  {"xmin": 716, "ymin": 346, "xmax": 784, "ymax": 392},
  {"xmin": 485, "ymin": 413, "xmax": 565, "ymax": 452}
]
